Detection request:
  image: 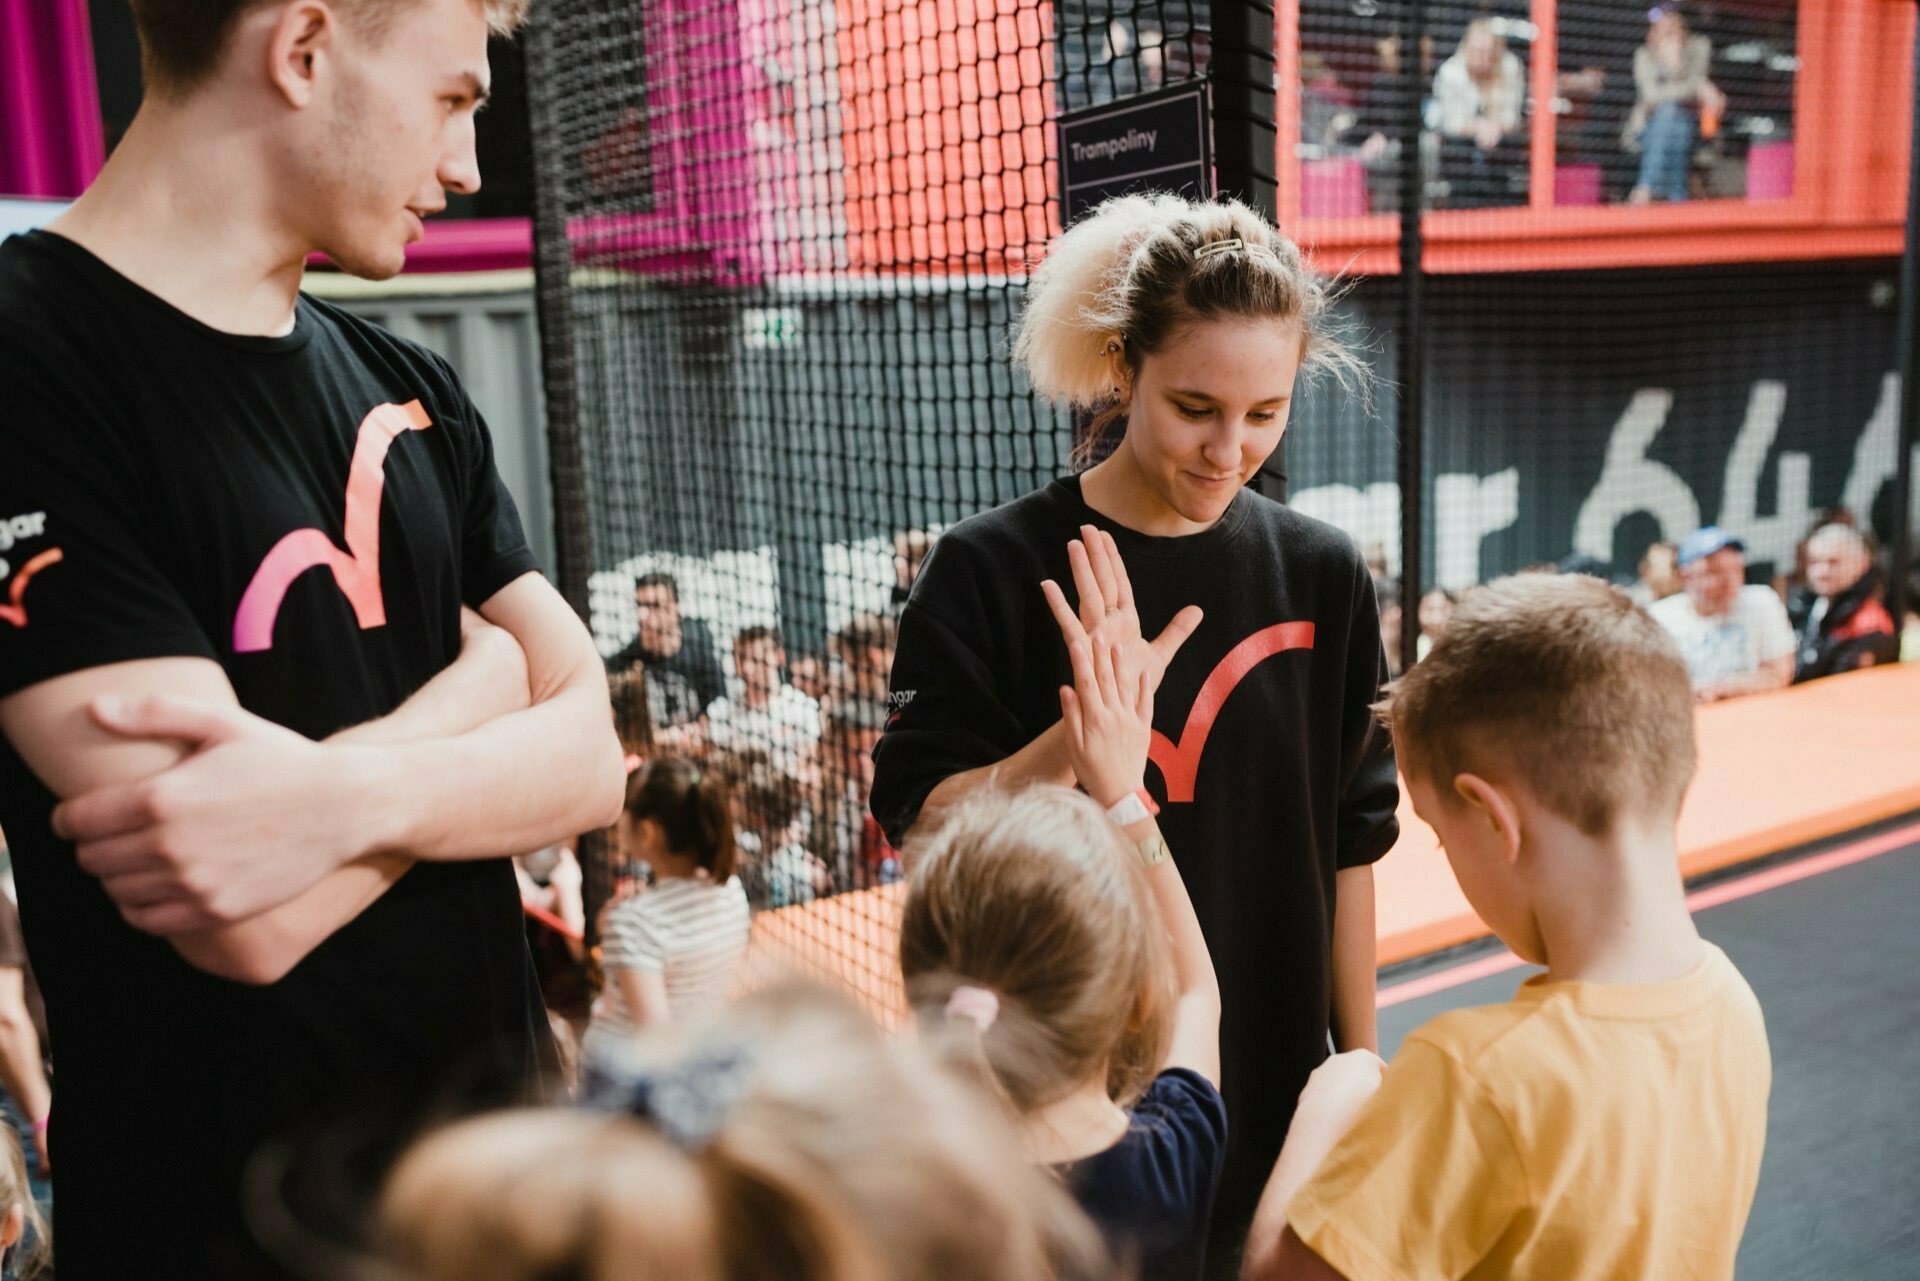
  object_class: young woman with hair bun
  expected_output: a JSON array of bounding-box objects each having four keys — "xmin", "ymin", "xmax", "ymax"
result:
[{"xmin": 871, "ymin": 193, "xmax": 1401, "ymax": 1258}]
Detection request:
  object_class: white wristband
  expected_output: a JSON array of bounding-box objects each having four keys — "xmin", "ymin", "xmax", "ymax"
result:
[{"xmin": 1104, "ymin": 787, "xmax": 1157, "ymax": 827}]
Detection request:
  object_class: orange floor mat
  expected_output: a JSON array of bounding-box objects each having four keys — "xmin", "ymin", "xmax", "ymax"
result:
[{"xmin": 745, "ymin": 663, "xmax": 1920, "ymax": 1016}]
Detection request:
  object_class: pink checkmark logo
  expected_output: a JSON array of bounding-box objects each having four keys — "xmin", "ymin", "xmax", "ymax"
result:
[
  {"xmin": 1147, "ymin": 621, "xmax": 1316, "ymax": 803},
  {"xmin": 0, "ymin": 548, "xmax": 65, "ymax": 630},
  {"xmin": 232, "ymin": 400, "xmax": 432, "ymax": 653}
]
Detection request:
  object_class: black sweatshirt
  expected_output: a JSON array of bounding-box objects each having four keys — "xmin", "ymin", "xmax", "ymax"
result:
[{"xmin": 871, "ymin": 475, "xmax": 1400, "ymax": 1237}]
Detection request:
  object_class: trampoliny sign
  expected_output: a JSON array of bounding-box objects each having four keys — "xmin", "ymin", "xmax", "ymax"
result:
[{"xmin": 1059, "ymin": 82, "xmax": 1213, "ymax": 225}]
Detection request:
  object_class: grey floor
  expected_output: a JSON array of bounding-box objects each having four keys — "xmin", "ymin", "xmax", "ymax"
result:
[{"xmin": 1378, "ymin": 829, "xmax": 1920, "ymax": 1281}]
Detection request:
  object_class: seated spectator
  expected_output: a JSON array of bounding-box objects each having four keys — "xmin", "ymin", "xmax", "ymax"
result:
[
  {"xmin": 828, "ymin": 611, "xmax": 898, "ymax": 712},
  {"xmin": 0, "ymin": 876, "xmax": 49, "ymax": 1236},
  {"xmin": 1624, "ymin": 3, "xmax": 1724, "ymax": 204},
  {"xmin": 1416, "ymin": 589, "xmax": 1454, "ymax": 662},
  {"xmin": 1431, "ymin": 20, "xmax": 1527, "ymax": 207},
  {"xmin": 1629, "ymin": 540, "xmax": 1682, "ymax": 606},
  {"xmin": 1376, "ymin": 580, "xmax": 1404, "ymax": 680},
  {"xmin": 707, "ymin": 626, "xmax": 822, "ymax": 785},
  {"xmin": 607, "ymin": 573, "xmax": 725, "ymax": 755},
  {"xmin": 379, "ymin": 984, "xmax": 1108, "ymax": 1281},
  {"xmin": 1243, "ymin": 574, "xmax": 1769, "ymax": 1281},
  {"xmin": 583, "ymin": 760, "xmax": 751, "ymax": 1061},
  {"xmin": 815, "ymin": 697, "xmax": 899, "ymax": 890},
  {"xmin": 1649, "ymin": 526, "xmax": 1794, "ymax": 702},
  {"xmin": 727, "ymin": 749, "xmax": 830, "ymax": 909},
  {"xmin": 0, "ymin": 1124, "xmax": 46, "ymax": 1281},
  {"xmin": 892, "ymin": 527, "xmax": 937, "ymax": 611},
  {"xmin": 1787, "ymin": 524, "xmax": 1898, "ymax": 683},
  {"xmin": 788, "ymin": 650, "xmax": 830, "ymax": 705}
]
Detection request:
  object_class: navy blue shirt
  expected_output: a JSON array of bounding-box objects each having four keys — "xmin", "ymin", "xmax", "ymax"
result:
[{"xmin": 1060, "ymin": 1068, "xmax": 1229, "ymax": 1281}]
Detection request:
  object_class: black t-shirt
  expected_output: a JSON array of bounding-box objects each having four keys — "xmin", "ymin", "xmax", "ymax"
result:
[
  {"xmin": 606, "ymin": 617, "xmax": 727, "ymax": 722},
  {"xmin": 871, "ymin": 476, "xmax": 1399, "ymax": 1233},
  {"xmin": 1060, "ymin": 1068, "xmax": 1229, "ymax": 1281},
  {"xmin": 0, "ymin": 231, "xmax": 553, "ymax": 1278}
]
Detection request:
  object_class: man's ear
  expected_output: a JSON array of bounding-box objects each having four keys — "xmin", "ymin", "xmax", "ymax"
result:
[
  {"xmin": 1454, "ymin": 771, "xmax": 1522, "ymax": 867},
  {"xmin": 265, "ymin": 2, "xmax": 337, "ymax": 109}
]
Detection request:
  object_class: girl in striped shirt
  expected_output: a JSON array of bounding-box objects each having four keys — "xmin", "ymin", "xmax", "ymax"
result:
[{"xmin": 585, "ymin": 759, "xmax": 752, "ymax": 1061}]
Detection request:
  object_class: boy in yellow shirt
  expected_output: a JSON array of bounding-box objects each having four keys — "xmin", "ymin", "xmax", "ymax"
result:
[{"xmin": 1242, "ymin": 573, "xmax": 1771, "ymax": 1281}]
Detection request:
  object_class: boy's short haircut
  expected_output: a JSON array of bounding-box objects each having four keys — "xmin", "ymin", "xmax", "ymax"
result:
[
  {"xmin": 1377, "ymin": 574, "xmax": 1697, "ymax": 834},
  {"xmin": 131, "ymin": 0, "xmax": 531, "ymax": 96}
]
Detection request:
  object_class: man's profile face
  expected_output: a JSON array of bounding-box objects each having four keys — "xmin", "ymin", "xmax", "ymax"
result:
[
  {"xmin": 1681, "ymin": 548, "xmax": 1744, "ymax": 619},
  {"xmin": 634, "ymin": 585, "xmax": 683, "ymax": 656},
  {"xmin": 297, "ymin": 0, "xmax": 492, "ymax": 279}
]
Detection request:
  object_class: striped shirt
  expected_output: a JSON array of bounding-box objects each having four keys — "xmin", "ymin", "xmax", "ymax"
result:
[{"xmin": 589, "ymin": 874, "xmax": 751, "ymax": 1041}]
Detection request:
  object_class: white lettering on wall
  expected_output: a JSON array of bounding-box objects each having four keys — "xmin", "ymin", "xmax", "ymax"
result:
[
  {"xmin": 1433, "ymin": 468, "xmax": 1520, "ymax": 591},
  {"xmin": 1572, "ymin": 389, "xmax": 1703, "ymax": 564},
  {"xmin": 1716, "ymin": 380, "xmax": 1810, "ymax": 570}
]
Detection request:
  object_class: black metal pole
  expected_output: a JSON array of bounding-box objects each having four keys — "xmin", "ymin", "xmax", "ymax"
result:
[
  {"xmin": 525, "ymin": 9, "xmax": 595, "ymax": 625},
  {"xmin": 1397, "ymin": 2, "xmax": 1427, "ymax": 674},
  {"xmin": 1211, "ymin": 0, "xmax": 1285, "ymax": 501},
  {"xmin": 1207, "ymin": 0, "xmax": 1278, "ymax": 220},
  {"xmin": 1889, "ymin": 17, "xmax": 1920, "ymax": 641}
]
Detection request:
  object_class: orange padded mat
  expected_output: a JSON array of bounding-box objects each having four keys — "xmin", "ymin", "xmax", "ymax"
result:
[{"xmin": 744, "ymin": 664, "xmax": 1920, "ymax": 1016}]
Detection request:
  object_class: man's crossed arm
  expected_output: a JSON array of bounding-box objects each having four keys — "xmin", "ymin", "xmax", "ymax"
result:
[{"xmin": 0, "ymin": 572, "xmax": 625, "ymax": 984}]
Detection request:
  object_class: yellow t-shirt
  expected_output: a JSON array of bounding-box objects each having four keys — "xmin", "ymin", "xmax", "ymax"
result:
[{"xmin": 1290, "ymin": 943, "xmax": 1770, "ymax": 1280}]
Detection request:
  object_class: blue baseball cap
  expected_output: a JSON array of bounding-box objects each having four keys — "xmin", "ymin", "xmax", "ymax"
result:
[{"xmin": 1676, "ymin": 525, "xmax": 1745, "ymax": 568}]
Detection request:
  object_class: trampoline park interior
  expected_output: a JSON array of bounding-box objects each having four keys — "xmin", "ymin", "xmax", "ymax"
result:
[{"xmin": 5, "ymin": 0, "xmax": 1920, "ymax": 1276}]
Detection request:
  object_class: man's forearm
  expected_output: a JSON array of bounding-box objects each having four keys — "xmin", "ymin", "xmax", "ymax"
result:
[
  {"xmin": 1330, "ymin": 866, "xmax": 1378, "ymax": 1053},
  {"xmin": 917, "ymin": 720, "xmax": 1076, "ymax": 832},
  {"xmin": 356, "ymin": 678, "xmax": 625, "ymax": 863}
]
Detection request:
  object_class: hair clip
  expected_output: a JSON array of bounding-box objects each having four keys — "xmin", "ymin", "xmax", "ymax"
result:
[
  {"xmin": 1194, "ymin": 238, "xmax": 1244, "ymax": 261},
  {"xmin": 600, "ymin": 1045, "xmax": 756, "ymax": 1151},
  {"xmin": 945, "ymin": 985, "xmax": 1000, "ymax": 1033}
]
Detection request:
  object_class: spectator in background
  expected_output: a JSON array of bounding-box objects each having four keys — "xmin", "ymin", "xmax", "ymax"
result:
[
  {"xmin": 1624, "ymin": 3, "xmax": 1724, "ymax": 204},
  {"xmin": 1631, "ymin": 540, "xmax": 1683, "ymax": 606},
  {"xmin": 1376, "ymin": 580, "xmax": 1405, "ymax": 680},
  {"xmin": 788, "ymin": 651, "xmax": 830, "ymax": 705},
  {"xmin": 1416, "ymin": 589, "xmax": 1455, "ymax": 662},
  {"xmin": 1650, "ymin": 527, "xmax": 1794, "ymax": 701},
  {"xmin": 730, "ymin": 749, "xmax": 829, "ymax": 909},
  {"xmin": 1432, "ymin": 19, "xmax": 1528, "ymax": 207},
  {"xmin": 816, "ymin": 697, "xmax": 899, "ymax": 890},
  {"xmin": 0, "ymin": 870, "xmax": 49, "ymax": 1223},
  {"xmin": 892, "ymin": 528, "xmax": 937, "ymax": 612},
  {"xmin": 607, "ymin": 573, "xmax": 726, "ymax": 754},
  {"xmin": 829, "ymin": 612, "xmax": 898, "ymax": 712},
  {"xmin": 707, "ymin": 627, "xmax": 822, "ymax": 786},
  {"xmin": 584, "ymin": 759, "xmax": 751, "ymax": 1061},
  {"xmin": 1788, "ymin": 524, "xmax": 1898, "ymax": 684}
]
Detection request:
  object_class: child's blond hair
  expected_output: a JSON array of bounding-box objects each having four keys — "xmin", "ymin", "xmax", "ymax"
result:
[
  {"xmin": 379, "ymin": 983, "xmax": 1106, "ymax": 1281},
  {"xmin": 1377, "ymin": 573, "xmax": 1697, "ymax": 834},
  {"xmin": 0, "ymin": 1125, "xmax": 46, "ymax": 1279},
  {"xmin": 900, "ymin": 785, "xmax": 1173, "ymax": 1112}
]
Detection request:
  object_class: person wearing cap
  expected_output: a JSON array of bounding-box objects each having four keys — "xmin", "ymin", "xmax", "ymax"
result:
[
  {"xmin": 1649, "ymin": 527, "xmax": 1794, "ymax": 701},
  {"xmin": 1787, "ymin": 524, "xmax": 1898, "ymax": 684}
]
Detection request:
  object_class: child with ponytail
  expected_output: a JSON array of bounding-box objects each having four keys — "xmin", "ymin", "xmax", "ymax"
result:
[
  {"xmin": 379, "ymin": 984, "xmax": 1108, "ymax": 1281},
  {"xmin": 901, "ymin": 604, "xmax": 1225, "ymax": 1281},
  {"xmin": 583, "ymin": 758, "xmax": 751, "ymax": 1060}
]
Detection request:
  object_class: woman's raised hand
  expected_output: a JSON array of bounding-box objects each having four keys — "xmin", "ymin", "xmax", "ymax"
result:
[{"xmin": 1041, "ymin": 525, "xmax": 1203, "ymax": 696}]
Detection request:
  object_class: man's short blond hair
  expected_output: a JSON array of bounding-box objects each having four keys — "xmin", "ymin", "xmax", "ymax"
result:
[
  {"xmin": 1377, "ymin": 573, "xmax": 1697, "ymax": 834},
  {"xmin": 131, "ymin": 0, "xmax": 530, "ymax": 95}
]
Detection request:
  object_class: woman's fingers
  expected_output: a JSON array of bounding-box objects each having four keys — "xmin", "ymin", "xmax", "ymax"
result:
[
  {"xmin": 1100, "ymin": 529, "xmax": 1137, "ymax": 613},
  {"xmin": 1067, "ymin": 540, "xmax": 1105, "ymax": 632},
  {"xmin": 1092, "ymin": 635, "xmax": 1119, "ymax": 705},
  {"xmin": 1041, "ymin": 578, "xmax": 1086, "ymax": 646},
  {"xmin": 1082, "ymin": 524, "xmax": 1120, "ymax": 612},
  {"xmin": 1059, "ymin": 685, "xmax": 1083, "ymax": 744}
]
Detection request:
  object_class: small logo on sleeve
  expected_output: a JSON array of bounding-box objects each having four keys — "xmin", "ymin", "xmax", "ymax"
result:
[{"xmin": 0, "ymin": 513, "xmax": 60, "ymax": 630}]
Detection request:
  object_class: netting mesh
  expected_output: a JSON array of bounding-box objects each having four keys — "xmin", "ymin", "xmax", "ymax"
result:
[{"xmin": 526, "ymin": 0, "xmax": 1918, "ymax": 1019}]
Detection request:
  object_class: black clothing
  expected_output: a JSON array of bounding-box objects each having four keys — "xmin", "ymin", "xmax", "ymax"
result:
[
  {"xmin": 0, "ymin": 231, "xmax": 552, "ymax": 1278},
  {"xmin": 1788, "ymin": 573, "xmax": 1899, "ymax": 683},
  {"xmin": 871, "ymin": 475, "xmax": 1399, "ymax": 1233},
  {"xmin": 606, "ymin": 617, "xmax": 727, "ymax": 721},
  {"xmin": 1060, "ymin": 1068, "xmax": 1228, "ymax": 1281}
]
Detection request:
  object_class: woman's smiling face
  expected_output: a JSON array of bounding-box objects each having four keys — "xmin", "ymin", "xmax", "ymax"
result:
[{"xmin": 1121, "ymin": 316, "xmax": 1304, "ymax": 532}]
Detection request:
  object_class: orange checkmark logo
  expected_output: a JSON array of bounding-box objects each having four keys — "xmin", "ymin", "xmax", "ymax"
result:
[
  {"xmin": 1147, "ymin": 621, "xmax": 1315, "ymax": 803},
  {"xmin": 0, "ymin": 548, "xmax": 65, "ymax": 630}
]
